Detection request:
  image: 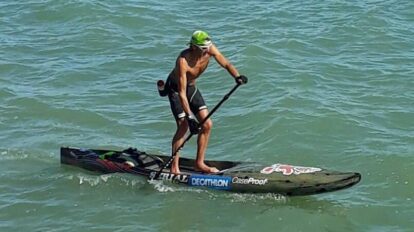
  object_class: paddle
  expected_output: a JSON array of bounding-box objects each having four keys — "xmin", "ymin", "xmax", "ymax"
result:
[{"xmin": 151, "ymin": 82, "xmax": 243, "ymax": 180}]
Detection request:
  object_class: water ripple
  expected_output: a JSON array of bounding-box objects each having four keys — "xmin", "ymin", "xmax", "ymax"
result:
[{"xmin": 1, "ymin": 0, "xmax": 414, "ymax": 231}]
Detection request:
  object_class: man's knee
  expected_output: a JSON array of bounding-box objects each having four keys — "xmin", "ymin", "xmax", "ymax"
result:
[
  {"xmin": 201, "ymin": 119, "xmax": 213, "ymax": 132},
  {"xmin": 176, "ymin": 118, "xmax": 188, "ymax": 133}
]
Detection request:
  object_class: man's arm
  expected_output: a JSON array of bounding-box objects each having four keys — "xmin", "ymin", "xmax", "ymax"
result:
[
  {"xmin": 210, "ymin": 44, "xmax": 240, "ymax": 78},
  {"xmin": 177, "ymin": 57, "xmax": 192, "ymax": 117}
]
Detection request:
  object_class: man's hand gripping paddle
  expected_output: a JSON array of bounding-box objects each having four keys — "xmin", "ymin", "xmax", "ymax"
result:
[{"xmin": 151, "ymin": 76, "xmax": 248, "ymax": 180}]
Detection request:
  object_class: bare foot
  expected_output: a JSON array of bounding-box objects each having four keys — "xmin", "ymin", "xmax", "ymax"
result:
[
  {"xmin": 170, "ymin": 156, "xmax": 180, "ymax": 174},
  {"xmin": 194, "ymin": 164, "xmax": 220, "ymax": 174},
  {"xmin": 208, "ymin": 167, "xmax": 220, "ymax": 173},
  {"xmin": 170, "ymin": 167, "xmax": 181, "ymax": 175}
]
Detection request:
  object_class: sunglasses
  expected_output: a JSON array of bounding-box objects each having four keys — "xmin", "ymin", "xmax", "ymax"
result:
[{"xmin": 195, "ymin": 44, "xmax": 212, "ymax": 51}]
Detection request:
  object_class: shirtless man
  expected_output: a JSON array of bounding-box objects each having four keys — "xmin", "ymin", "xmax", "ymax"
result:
[{"xmin": 165, "ymin": 30, "xmax": 247, "ymax": 174}]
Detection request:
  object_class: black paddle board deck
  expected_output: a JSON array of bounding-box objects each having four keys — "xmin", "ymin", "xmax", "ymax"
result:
[{"xmin": 60, "ymin": 147, "xmax": 361, "ymax": 196}]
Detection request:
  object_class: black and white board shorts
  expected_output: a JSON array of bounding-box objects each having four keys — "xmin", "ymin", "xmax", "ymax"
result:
[{"xmin": 168, "ymin": 84, "xmax": 207, "ymax": 120}]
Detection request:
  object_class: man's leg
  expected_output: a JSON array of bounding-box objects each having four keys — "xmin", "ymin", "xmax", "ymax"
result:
[
  {"xmin": 195, "ymin": 109, "xmax": 219, "ymax": 173},
  {"xmin": 171, "ymin": 118, "xmax": 188, "ymax": 174}
]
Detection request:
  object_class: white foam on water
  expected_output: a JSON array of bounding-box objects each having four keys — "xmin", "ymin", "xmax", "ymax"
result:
[
  {"xmin": 0, "ymin": 149, "xmax": 29, "ymax": 161},
  {"xmin": 228, "ymin": 193, "xmax": 288, "ymax": 203},
  {"xmin": 148, "ymin": 179, "xmax": 176, "ymax": 192},
  {"xmin": 146, "ymin": 178, "xmax": 288, "ymax": 203},
  {"xmin": 75, "ymin": 173, "xmax": 147, "ymax": 188},
  {"xmin": 77, "ymin": 174, "xmax": 101, "ymax": 186}
]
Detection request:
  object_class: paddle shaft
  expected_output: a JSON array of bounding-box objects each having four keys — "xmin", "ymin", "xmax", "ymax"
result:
[{"xmin": 152, "ymin": 83, "xmax": 241, "ymax": 179}]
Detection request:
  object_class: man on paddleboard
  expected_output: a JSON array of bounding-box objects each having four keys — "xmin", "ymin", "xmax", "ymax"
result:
[{"xmin": 165, "ymin": 30, "xmax": 247, "ymax": 174}]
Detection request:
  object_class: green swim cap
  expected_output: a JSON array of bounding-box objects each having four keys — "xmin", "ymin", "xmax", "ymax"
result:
[{"xmin": 189, "ymin": 30, "xmax": 212, "ymax": 48}]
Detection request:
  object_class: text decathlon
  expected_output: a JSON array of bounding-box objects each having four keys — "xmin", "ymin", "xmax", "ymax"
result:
[{"xmin": 189, "ymin": 175, "xmax": 231, "ymax": 190}]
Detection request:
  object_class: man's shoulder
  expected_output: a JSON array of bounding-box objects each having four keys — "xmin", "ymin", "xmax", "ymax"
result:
[
  {"xmin": 208, "ymin": 44, "xmax": 220, "ymax": 55},
  {"xmin": 176, "ymin": 49, "xmax": 191, "ymax": 66},
  {"xmin": 174, "ymin": 49, "xmax": 189, "ymax": 68},
  {"xmin": 179, "ymin": 48, "xmax": 191, "ymax": 57}
]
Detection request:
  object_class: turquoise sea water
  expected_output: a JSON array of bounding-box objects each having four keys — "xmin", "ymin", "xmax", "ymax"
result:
[{"xmin": 1, "ymin": 0, "xmax": 413, "ymax": 231}]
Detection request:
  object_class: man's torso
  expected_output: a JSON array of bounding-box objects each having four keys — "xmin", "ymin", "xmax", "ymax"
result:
[{"xmin": 170, "ymin": 48, "xmax": 211, "ymax": 85}]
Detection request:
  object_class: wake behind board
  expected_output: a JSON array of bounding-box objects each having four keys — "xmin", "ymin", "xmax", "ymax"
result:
[{"xmin": 60, "ymin": 147, "xmax": 361, "ymax": 196}]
